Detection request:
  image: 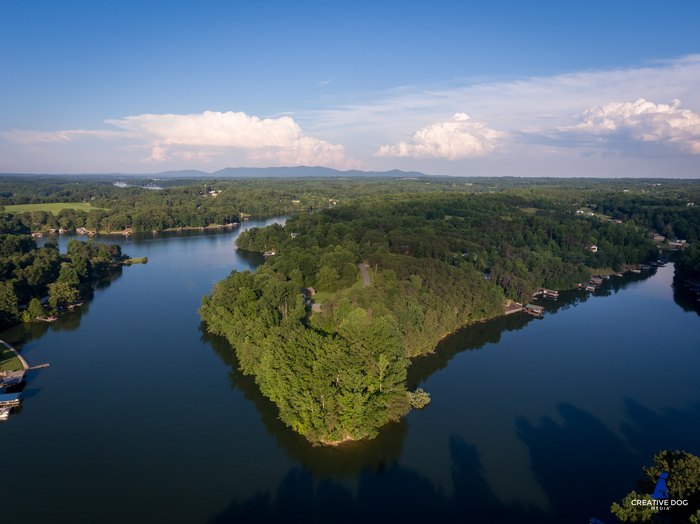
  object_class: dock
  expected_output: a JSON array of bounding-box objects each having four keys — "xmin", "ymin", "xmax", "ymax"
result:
[
  {"xmin": 534, "ymin": 288, "xmax": 559, "ymax": 299},
  {"xmin": 523, "ymin": 304, "xmax": 545, "ymax": 318},
  {"xmin": 0, "ymin": 370, "xmax": 26, "ymax": 389},
  {"xmin": 0, "ymin": 392, "xmax": 22, "ymax": 408},
  {"xmin": 0, "ymin": 338, "xmax": 49, "ymax": 421},
  {"xmin": 504, "ymin": 301, "xmax": 524, "ymax": 315}
]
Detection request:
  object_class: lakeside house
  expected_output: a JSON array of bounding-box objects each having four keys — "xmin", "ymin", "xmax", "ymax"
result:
[{"xmin": 668, "ymin": 240, "xmax": 688, "ymax": 249}]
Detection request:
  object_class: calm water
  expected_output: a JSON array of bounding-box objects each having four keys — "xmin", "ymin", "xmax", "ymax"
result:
[{"xmin": 2, "ymin": 222, "xmax": 699, "ymax": 523}]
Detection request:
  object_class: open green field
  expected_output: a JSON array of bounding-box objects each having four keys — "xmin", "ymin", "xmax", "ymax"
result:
[
  {"xmin": 0, "ymin": 347, "xmax": 23, "ymax": 373},
  {"xmin": 3, "ymin": 202, "xmax": 103, "ymax": 213}
]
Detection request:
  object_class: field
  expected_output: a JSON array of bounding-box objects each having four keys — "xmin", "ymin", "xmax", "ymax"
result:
[
  {"xmin": 0, "ymin": 347, "xmax": 23, "ymax": 373},
  {"xmin": 3, "ymin": 202, "xmax": 102, "ymax": 213}
]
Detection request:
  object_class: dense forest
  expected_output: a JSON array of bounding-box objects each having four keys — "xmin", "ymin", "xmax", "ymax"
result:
[
  {"xmin": 201, "ymin": 192, "xmax": 663, "ymax": 444},
  {"xmin": 0, "ymin": 212, "xmax": 133, "ymax": 330},
  {"xmin": 2, "ymin": 175, "xmax": 698, "ymax": 236}
]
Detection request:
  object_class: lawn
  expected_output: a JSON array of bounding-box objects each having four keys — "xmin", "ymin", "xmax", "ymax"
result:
[
  {"xmin": 3, "ymin": 202, "xmax": 103, "ymax": 213},
  {"xmin": 0, "ymin": 347, "xmax": 24, "ymax": 373}
]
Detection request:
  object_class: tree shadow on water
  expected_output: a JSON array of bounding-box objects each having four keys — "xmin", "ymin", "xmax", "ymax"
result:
[
  {"xmin": 516, "ymin": 401, "xmax": 700, "ymax": 523},
  {"xmin": 207, "ymin": 435, "xmax": 550, "ymax": 524}
]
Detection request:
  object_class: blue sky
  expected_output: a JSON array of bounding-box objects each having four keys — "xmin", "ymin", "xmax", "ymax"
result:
[{"xmin": 2, "ymin": 0, "xmax": 700, "ymax": 176}]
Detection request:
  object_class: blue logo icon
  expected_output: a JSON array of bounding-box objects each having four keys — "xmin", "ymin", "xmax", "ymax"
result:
[{"xmin": 652, "ymin": 471, "xmax": 669, "ymax": 500}]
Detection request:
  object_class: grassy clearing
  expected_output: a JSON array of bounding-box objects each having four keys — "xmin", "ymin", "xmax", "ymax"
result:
[
  {"xmin": 0, "ymin": 347, "xmax": 23, "ymax": 373},
  {"xmin": 123, "ymin": 256, "xmax": 148, "ymax": 265},
  {"xmin": 3, "ymin": 202, "xmax": 103, "ymax": 213}
]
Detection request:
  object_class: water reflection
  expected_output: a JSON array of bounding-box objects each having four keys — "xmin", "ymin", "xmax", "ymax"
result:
[
  {"xmin": 206, "ymin": 396, "xmax": 700, "ymax": 524},
  {"xmin": 673, "ymin": 276, "xmax": 700, "ymax": 317},
  {"xmin": 409, "ymin": 269, "xmax": 656, "ymax": 389},
  {"xmin": 1, "ymin": 269, "xmax": 123, "ymax": 348},
  {"xmin": 207, "ymin": 435, "xmax": 548, "ymax": 524}
]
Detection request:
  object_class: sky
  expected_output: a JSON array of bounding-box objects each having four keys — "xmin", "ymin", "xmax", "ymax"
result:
[{"xmin": 1, "ymin": 0, "xmax": 700, "ymax": 177}]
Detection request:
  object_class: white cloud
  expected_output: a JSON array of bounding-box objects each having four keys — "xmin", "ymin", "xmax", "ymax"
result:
[
  {"xmin": 376, "ymin": 113, "xmax": 504, "ymax": 159},
  {"xmin": 3, "ymin": 110, "xmax": 355, "ymax": 169},
  {"xmin": 560, "ymin": 98, "xmax": 700, "ymax": 154},
  {"xmin": 308, "ymin": 55, "xmax": 700, "ymax": 156}
]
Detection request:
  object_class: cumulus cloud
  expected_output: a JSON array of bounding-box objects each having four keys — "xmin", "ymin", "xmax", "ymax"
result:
[
  {"xmin": 376, "ymin": 113, "xmax": 504, "ymax": 159},
  {"xmin": 3, "ymin": 110, "xmax": 355, "ymax": 169},
  {"xmin": 561, "ymin": 98, "xmax": 700, "ymax": 154}
]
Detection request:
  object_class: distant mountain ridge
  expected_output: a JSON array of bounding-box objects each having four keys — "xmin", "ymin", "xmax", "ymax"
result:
[
  {"xmin": 158, "ymin": 166, "xmax": 430, "ymax": 178},
  {"xmin": 0, "ymin": 167, "xmax": 431, "ymax": 179}
]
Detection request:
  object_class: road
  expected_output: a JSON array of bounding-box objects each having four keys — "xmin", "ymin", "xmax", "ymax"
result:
[{"xmin": 358, "ymin": 263, "xmax": 370, "ymax": 288}]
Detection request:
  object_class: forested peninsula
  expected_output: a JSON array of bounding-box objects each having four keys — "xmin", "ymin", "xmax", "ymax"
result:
[
  {"xmin": 0, "ymin": 213, "xmax": 137, "ymax": 331},
  {"xmin": 200, "ymin": 192, "xmax": 661, "ymax": 445}
]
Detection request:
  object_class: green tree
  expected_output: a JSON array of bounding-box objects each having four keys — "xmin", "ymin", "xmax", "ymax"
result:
[
  {"xmin": 48, "ymin": 281, "xmax": 80, "ymax": 310},
  {"xmin": 27, "ymin": 297, "xmax": 45, "ymax": 320},
  {"xmin": 0, "ymin": 281, "xmax": 20, "ymax": 328}
]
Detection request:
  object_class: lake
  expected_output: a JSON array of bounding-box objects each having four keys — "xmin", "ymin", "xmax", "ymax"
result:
[{"xmin": 2, "ymin": 219, "xmax": 699, "ymax": 523}]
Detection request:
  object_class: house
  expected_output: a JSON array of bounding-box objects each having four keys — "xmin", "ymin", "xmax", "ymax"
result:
[
  {"xmin": 652, "ymin": 234, "xmax": 666, "ymax": 242},
  {"xmin": 589, "ymin": 245, "xmax": 598, "ymax": 253},
  {"xmin": 305, "ymin": 287, "xmax": 316, "ymax": 297},
  {"xmin": 668, "ymin": 240, "xmax": 688, "ymax": 249}
]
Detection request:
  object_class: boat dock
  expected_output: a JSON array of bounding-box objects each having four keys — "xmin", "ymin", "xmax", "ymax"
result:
[
  {"xmin": 0, "ymin": 338, "xmax": 49, "ymax": 421},
  {"xmin": 523, "ymin": 304, "xmax": 545, "ymax": 318},
  {"xmin": 0, "ymin": 393, "xmax": 22, "ymax": 408},
  {"xmin": 534, "ymin": 288, "xmax": 559, "ymax": 299}
]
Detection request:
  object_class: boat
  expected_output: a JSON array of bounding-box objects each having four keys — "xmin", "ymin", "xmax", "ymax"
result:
[
  {"xmin": 585, "ymin": 285, "xmax": 596, "ymax": 292},
  {"xmin": 631, "ymin": 269, "xmax": 641, "ymax": 274}
]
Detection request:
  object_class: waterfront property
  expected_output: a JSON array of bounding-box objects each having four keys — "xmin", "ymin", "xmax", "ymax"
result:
[{"xmin": 523, "ymin": 303, "xmax": 545, "ymax": 317}]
